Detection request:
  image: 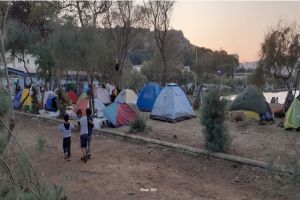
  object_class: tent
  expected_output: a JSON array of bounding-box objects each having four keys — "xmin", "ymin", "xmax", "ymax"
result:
[
  {"xmin": 13, "ymin": 90, "xmax": 23, "ymax": 109},
  {"xmin": 74, "ymin": 98, "xmax": 106, "ymax": 117},
  {"xmin": 67, "ymin": 90, "xmax": 78, "ymax": 104},
  {"xmin": 229, "ymin": 85, "xmax": 273, "ymax": 122},
  {"xmin": 93, "ymin": 87, "xmax": 111, "ymax": 105},
  {"xmin": 76, "ymin": 93, "xmax": 89, "ymax": 107},
  {"xmin": 21, "ymin": 88, "xmax": 32, "ymax": 107},
  {"xmin": 137, "ymin": 82, "xmax": 162, "ymax": 112},
  {"xmin": 43, "ymin": 91, "xmax": 57, "ymax": 106},
  {"xmin": 45, "ymin": 95, "xmax": 58, "ymax": 112},
  {"xmin": 115, "ymin": 89, "xmax": 138, "ymax": 104},
  {"xmin": 150, "ymin": 83, "xmax": 196, "ymax": 123},
  {"xmin": 104, "ymin": 102, "xmax": 138, "ymax": 127},
  {"xmin": 284, "ymin": 96, "xmax": 300, "ymax": 129},
  {"xmin": 230, "ymin": 85, "xmax": 268, "ymax": 113}
]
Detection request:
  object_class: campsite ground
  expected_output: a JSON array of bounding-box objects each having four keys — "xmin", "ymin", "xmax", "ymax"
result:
[
  {"xmin": 115, "ymin": 113, "xmax": 300, "ymax": 165},
  {"xmin": 6, "ymin": 114, "xmax": 298, "ymax": 200}
]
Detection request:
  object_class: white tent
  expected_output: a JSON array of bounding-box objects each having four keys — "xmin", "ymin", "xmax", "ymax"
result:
[
  {"xmin": 93, "ymin": 87, "xmax": 111, "ymax": 105},
  {"xmin": 115, "ymin": 89, "xmax": 138, "ymax": 104}
]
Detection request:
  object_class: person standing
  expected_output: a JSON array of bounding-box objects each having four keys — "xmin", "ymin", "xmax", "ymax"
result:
[
  {"xmin": 86, "ymin": 108, "xmax": 94, "ymax": 159},
  {"xmin": 58, "ymin": 114, "xmax": 74, "ymax": 161},
  {"xmin": 78, "ymin": 111, "xmax": 89, "ymax": 163}
]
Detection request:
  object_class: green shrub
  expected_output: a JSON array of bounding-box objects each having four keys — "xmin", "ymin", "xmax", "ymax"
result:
[
  {"xmin": 201, "ymin": 89, "xmax": 231, "ymax": 152},
  {"xmin": 0, "ymin": 90, "xmax": 10, "ymax": 117},
  {"xmin": 129, "ymin": 116, "xmax": 147, "ymax": 133},
  {"xmin": 36, "ymin": 136, "xmax": 46, "ymax": 151},
  {"xmin": 0, "ymin": 132, "xmax": 7, "ymax": 154}
]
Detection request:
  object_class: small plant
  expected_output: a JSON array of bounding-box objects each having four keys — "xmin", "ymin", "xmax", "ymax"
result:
[
  {"xmin": 0, "ymin": 132, "xmax": 7, "ymax": 154},
  {"xmin": 201, "ymin": 88, "xmax": 231, "ymax": 152},
  {"xmin": 0, "ymin": 90, "xmax": 10, "ymax": 117},
  {"xmin": 36, "ymin": 136, "xmax": 46, "ymax": 151},
  {"xmin": 129, "ymin": 116, "xmax": 147, "ymax": 133}
]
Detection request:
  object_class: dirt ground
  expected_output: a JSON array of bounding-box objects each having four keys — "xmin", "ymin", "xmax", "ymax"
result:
[
  {"xmin": 115, "ymin": 113, "xmax": 300, "ymax": 165},
  {"xmin": 5, "ymin": 115, "xmax": 290, "ymax": 200}
]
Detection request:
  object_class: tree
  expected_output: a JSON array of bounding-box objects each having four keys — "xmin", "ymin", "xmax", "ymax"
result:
[
  {"xmin": 0, "ymin": 2, "xmax": 14, "ymax": 119},
  {"xmin": 63, "ymin": 1, "xmax": 111, "ymax": 29},
  {"xmin": 145, "ymin": 1, "xmax": 174, "ymax": 86},
  {"xmin": 248, "ymin": 65, "xmax": 266, "ymax": 88},
  {"xmin": 103, "ymin": 1, "xmax": 148, "ymax": 88},
  {"xmin": 259, "ymin": 21, "xmax": 300, "ymax": 92},
  {"xmin": 5, "ymin": 20, "xmax": 40, "ymax": 84}
]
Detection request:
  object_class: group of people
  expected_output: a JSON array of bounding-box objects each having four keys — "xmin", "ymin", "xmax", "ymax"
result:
[
  {"xmin": 58, "ymin": 108, "xmax": 94, "ymax": 163},
  {"xmin": 271, "ymin": 97, "xmax": 279, "ymax": 104}
]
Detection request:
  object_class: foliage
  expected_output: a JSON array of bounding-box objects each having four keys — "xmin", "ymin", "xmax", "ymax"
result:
[
  {"xmin": 127, "ymin": 69, "xmax": 147, "ymax": 93},
  {"xmin": 0, "ymin": 89, "xmax": 10, "ymax": 117},
  {"xmin": 129, "ymin": 115, "xmax": 147, "ymax": 133},
  {"xmin": 145, "ymin": 1, "xmax": 174, "ymax": 85},
  {"xmin": 201, "ymin": 89, "xmax": 231, "ymax": 152},
  {"xmin": 36, "ymin": 136, "xmax": 46, "ymax": 151},
  {"xmin": 0, "ymin": 130, "xmax": 7, "ymax": 154},
  {"xmin": 248, "ymin": 65, "xmax": 266, "ymax": 88},
  {"xmin": 192, "ymin": 47, "xmax": 239, "ymax": 81},
  {"xmin": 31, "ymin": 43, "xmax": 55, "ymax": 85},
  {"xmin": 259, "ymin": 21, "xmax": 300, "ymax": 83}
]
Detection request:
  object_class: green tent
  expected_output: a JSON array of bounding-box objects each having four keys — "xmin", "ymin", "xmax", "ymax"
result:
[
  {"xmin": 284, "ymin": 97, "xmax": 300, "ymax": 129},
  {"xmin": 229, "ymin": 85, "xmax": 268, "ymax": 114}
]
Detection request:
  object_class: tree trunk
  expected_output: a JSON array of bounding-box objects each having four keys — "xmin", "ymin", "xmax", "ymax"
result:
[
  {"xmin": 21, "ymin": 52, "xmax": 33, "ymax": 84},
  {"xmin": 0, "ymin": 31, "xmax": 14, "ymax": 119},
  {"xmin": 162, "ymin": 60, "xmax": 167, "ymax": 86}
]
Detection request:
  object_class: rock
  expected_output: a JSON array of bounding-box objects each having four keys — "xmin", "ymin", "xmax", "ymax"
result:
[
  {"xmin": 173, "ymin": 135, "xmax": 178, "ymax": 139},
  {"xmin": 127, "ymin": 193, "xmax": 135, "ymax": 196}
]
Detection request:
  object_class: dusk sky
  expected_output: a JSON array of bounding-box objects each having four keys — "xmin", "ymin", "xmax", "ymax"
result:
[{"xmin": 171, "ymin": 1, "xmax": 300, "ymax": 62}]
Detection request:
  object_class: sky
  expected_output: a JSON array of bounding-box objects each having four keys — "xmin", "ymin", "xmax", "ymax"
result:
[{"xmin": 171, "ymin": 1, "xmax": 300, "ymax": 62}]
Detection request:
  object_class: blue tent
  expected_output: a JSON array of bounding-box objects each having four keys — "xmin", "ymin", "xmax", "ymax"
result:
[
  {"xmin": 13, "ymin": 90, "xmax": 23, "ymax": 109},
  {"xmin": 150, "ymin": 83, "xmax": 196, "ymax": 123},
  {"xmin": 137, "ymin": 82, "xmax": 162, "ymax": 112},
  {"xmin": 45, "ymin": 96, "xmax": 58, "ymax": 112}
]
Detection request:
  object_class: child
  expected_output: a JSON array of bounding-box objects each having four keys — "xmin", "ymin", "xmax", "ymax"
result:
[
  {"xmin": 58, "ymin": 114, "xmax": 74, "ymax": 161},
  {"xmin": 86, "ymin": 108, "xmax": 94, "ymax": 159},
  {"xmin": 78, "ymin": 110, "xmax": 89, "ymax": 163}
]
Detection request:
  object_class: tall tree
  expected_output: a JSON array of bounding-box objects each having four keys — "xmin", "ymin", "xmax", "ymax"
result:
[
  {"xmin": 5, "ymin": 20, "xmax": 40, "ymax": 84},
  {"xmin": 63, "ymin": 1, "xmax": 111, "ymax": 29},
  {"xmin": 259, "ymin": 21, "xmax": 300, "ymax": 91},
  {"xmin": 145, "ymin": 1, "xmax": 174, "ymax": 86},
  {"xmin": 0, "ymin": 2, "xmax": 14, "ymax": 118},
  {"xmin": 103, "ymin": 1, "xmax": 147, "ymax": 88}
]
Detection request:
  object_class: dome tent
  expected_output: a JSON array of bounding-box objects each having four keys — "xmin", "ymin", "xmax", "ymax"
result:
[
  {"xmin": 74, "ymin": 98, "xmax": 106, "ymax": 118},
  {"xmin": 229, "ymin": 85, "xmax": 273, "ymax": 122},
  {"xmin": 67, "ymin": 90, "xmax": 78, "ymax": 104},
  {"xmin": 229, "ymin": 85, "xmax": 268, "ymax": 114},
  {"xmin": 115, "ymin": 89, "xmax": 138, "ymax": 104},
  {"xmin": 150, "ymin": 83, "xmax": 196, "ymax": 123},
  {"xmin": 104, "ymin": 102, "xmax": 138, "ymax": 127},
  {"xmin": 93, "ymin": 86, "xmax": 111, "ymax": 105},
  {"xmin": 137, "ymin": 82, "xmax": 162, "ymax": 112}
]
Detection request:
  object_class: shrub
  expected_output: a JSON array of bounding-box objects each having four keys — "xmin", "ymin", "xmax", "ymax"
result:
[
  {"xmin": 36, "ymin": 136, "xmax": 46, "ymax": 151},
  {"xmin": 201, "ymin": 89, "xmax": 231, "ymax": 152},
  {"xmin": 0, "ymin": 90, "xmax": 10, "ymax": 117},
  {"xmin": 129, "ymin": 116, "xmax": 147, "ymax": 133}
]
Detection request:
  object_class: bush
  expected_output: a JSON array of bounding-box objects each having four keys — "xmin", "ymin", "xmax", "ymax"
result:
[
  {"xmin": 36, "ymin": 136, "xmax": 46, "ymax": 151},
  {"xmin": 129, "ymin": 116, "xmax": 147, "ymax": 133},
  {"xmin": 0, "ymin": 90, "xmax": 10, "ymax": 117},
  {"xmin": 201, "ymin": 89, "xmax": 231, "ymax": 152}
]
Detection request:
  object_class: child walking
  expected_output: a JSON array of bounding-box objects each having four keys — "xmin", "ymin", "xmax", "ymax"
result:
[
  {"xmin": 78, "ymin": 109, "xmax": 89, "ymax": 163},
  {"xmin": 86, "ymin": 108, "xmax": 94, "ymax": 159},
  {"xmin": 58, "ymin": 114, "xmax": 74, "ymax": 161}
]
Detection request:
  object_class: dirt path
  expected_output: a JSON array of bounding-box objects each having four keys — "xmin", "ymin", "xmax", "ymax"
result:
[{"xmin": 9, "ymin": 115, "xmax": 284, "ymax": 200}]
